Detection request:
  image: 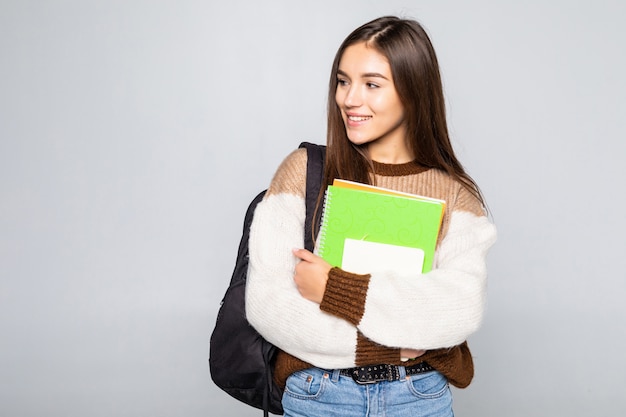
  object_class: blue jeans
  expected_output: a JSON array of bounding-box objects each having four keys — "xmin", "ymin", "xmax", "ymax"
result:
[{"xmin": 282, "ymin": 367, "xmax": 454, "ymax": 417}]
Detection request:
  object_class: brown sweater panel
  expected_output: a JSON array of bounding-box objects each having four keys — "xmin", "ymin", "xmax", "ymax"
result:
[
  {"xmin": 418, "ymin": 342, "xmax": 474, "ymax": 388},
  {"xmin": 273, "ymin": 350, "xmax": 312, "ymax": 389},
  {"xmin": 273, "ymin": 343, "xmax": 473, "ymax": 389},
  {"xmin": 355, "ymin": 331, "xmax": 401, "ymax": 365},
  {"xmin": 272, "ymin": 334, "xmax": 401, "ymax": 389}
]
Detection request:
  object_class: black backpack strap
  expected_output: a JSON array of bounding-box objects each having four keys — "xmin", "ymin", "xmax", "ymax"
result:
[
  {"xmin": 299, "ymin": 142, "xmax": 326, "ymax": 252},
  {"xmin": 262, "ymin": 342, "xmax": 276, "ymax": 417}
]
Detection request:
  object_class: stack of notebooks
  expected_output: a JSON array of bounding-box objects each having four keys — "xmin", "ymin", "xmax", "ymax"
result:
[{"xmin": 318, "ymin": 179, "xmax": 445, "ymax": 275}]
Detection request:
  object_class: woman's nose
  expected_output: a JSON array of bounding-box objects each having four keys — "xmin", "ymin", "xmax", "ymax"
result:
[{"xmin": 343, "ymin": 85, "xmax": 362, "ymax": 108}]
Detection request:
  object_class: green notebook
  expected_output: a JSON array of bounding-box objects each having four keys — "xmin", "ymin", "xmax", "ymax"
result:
[{"xmin": 318, "ymin": 182, "xmax": 445, "ymax": 274}]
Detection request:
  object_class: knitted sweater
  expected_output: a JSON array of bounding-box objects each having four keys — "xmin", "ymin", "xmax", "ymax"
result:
[{"xmin": 246, "ymin": 148, "xmax": 497, "ymax": 388}]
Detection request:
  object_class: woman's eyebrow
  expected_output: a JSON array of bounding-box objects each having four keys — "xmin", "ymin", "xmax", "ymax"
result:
[
  {"xmin": 361, "ymin": 72, "xmax": 389, "ymax": 80},
  {"xmin": 337, "ymin": 69, "xmax": 390, "ymax": 81}
]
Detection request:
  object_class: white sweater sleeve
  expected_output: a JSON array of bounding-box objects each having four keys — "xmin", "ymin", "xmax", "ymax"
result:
[{"xmin": 356, "ymin": 209, "xmax": 497, "ymax": 349}]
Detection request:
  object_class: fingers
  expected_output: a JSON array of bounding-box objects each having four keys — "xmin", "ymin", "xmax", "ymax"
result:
[
  {"xmin": 292, "ymin": 248, "xmax": 315, "ymax": 262},
  {"xmin": 400, "ymin": 348, "xmax": 426, "ymax": 361}
]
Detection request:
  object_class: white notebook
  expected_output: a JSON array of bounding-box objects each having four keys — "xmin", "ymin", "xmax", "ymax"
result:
[{"xmin": 341, "ymin": 238, "xmax": 425, "ymax": 276}]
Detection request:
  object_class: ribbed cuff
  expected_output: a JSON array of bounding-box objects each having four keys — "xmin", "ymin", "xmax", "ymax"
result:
[
  {"xmin": 320, "ymin": 267, "xmax": 370, "ymax": 326},
  {"xmin": 355, "ymin": 331, "xmax": 401, "ymax": 365}
]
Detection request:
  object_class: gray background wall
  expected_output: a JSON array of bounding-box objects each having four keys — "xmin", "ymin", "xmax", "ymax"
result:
[{"xmin": 1, "ymin": 1, "xmax": 625, "ymax": 416}]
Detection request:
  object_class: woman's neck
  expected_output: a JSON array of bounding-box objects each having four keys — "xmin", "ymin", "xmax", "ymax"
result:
[{"xmin": 367, "ymin": 141, "xmax": 413, "ymax": 164}]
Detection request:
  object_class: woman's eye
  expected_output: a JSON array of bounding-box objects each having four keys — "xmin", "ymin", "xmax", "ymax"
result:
[
  {"xmin": 366, "ymin": 82, "xmax": 379, "ymax": 89},
  {"xmin": 337, "ymin": 78, "xmax": 349, "ymax": 86}
]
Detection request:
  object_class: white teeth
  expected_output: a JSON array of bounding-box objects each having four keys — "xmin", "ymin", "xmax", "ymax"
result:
[{"xmin": 348, "ymin": 116, "xmax": 371, "ymax": 122}]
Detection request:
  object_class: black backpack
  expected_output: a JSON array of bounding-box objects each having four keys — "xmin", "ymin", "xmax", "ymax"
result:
[{"xmin": 209, "ymin": 142, "xmax": 326, "ymax": 416}]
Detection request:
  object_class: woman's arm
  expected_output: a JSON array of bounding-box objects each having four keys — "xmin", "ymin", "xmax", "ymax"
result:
[
  {"xmin": 245, "ymin": 149, "xmax": 398, "ymax": 368},
  {"xmin": 318, "ymin": 186, "xmax": 497, "ymax": 350}
]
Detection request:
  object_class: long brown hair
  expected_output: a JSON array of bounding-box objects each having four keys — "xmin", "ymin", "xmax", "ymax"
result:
[{"xmin": 322, "ymin": 16, "xmax": 485, "ymax": 206}]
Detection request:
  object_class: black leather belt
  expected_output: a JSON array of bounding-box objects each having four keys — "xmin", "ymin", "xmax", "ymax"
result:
[{"xmin": 339, "ymin": 362, "xmax": 434, "ymax": 384}]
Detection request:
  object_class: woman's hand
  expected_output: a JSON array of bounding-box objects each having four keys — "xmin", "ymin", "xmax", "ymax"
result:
[
  {"xmin": 400, "ymin": 348, "xmax": 426, "ymax": 361},
  {"xmin": 292, "ymin": 248, "xmax": 332, "ymax": 304}
]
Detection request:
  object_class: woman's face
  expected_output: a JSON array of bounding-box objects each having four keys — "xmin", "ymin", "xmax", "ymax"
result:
[{"xmin": 335, "ymin": 42, "xmax": 409, "ymax": 162}]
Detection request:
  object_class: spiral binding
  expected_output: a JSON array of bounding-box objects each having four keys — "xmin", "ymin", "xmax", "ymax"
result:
[{"xmin": 316, "ymin": 187, "xmax": 331, "ymax": 258}]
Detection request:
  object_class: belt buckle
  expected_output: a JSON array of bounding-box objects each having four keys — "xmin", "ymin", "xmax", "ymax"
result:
[
  {"xmin": 351, "ymin": 368, "xmax": 377, "ymax": 385},
  {"xmin": 351, "ymin": 365, "xmax": 397, "ymax": 385}
]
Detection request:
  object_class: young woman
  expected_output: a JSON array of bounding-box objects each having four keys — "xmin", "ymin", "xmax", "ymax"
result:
[{"xmin": 246, "ymin": 16, "xmax": 497, "ymax": 417}]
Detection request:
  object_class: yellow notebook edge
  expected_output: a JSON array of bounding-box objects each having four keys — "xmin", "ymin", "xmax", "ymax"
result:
[{"xmin": 333, "ymin": 179, "xmax": 445, "ymax": 204}]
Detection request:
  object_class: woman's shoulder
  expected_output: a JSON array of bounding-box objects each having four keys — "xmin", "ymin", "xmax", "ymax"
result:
[
  {"xmin": 265, "ymin": 148, "xmax": 308, "ymax": 198},
  {"xmin": 420, "ymin": 169, "xmax": 486, "ymax": 217}
]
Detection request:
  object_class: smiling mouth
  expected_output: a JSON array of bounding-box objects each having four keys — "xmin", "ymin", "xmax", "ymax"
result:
[{"xmin": 347, "ymin": 115, "xmax": 372, "ymax": 122}]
